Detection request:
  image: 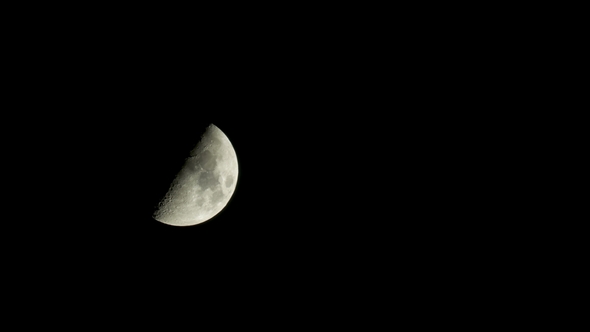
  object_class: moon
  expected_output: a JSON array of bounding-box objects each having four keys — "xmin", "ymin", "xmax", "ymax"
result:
[{"xmin": 152, "ymin": 124, "xmax": 239, "ymax": 226}]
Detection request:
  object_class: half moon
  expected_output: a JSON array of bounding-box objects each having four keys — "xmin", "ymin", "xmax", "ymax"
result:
[{"xmin": 153, "ymin": 124, "xmax": 238, "ymax": 226}]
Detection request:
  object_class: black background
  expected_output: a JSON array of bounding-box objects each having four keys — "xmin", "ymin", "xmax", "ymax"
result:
[
  {"xmin": 11, "ymin": 17, "xmax": 396, "ymax": 252},
  {"xmin": 3, "ymin": 6, "xmax": 514, "ymax": 323}
]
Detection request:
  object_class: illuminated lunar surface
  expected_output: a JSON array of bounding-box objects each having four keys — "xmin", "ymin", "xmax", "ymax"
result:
[{"xmin": 153, "ymin": 124, "xmax": 238, "ymax": 226}]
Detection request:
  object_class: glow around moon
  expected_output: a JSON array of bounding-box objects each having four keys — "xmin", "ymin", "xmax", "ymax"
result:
[{"xmin": 153, "ymin": 124, "xmax": 238, "ymax": 226}]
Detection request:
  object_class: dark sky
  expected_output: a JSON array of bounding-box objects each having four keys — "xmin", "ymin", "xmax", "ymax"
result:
[
  {"xmin": 6, "ymin": 12, "xmax": 502, "ymax": 318},
  {"xmin": 20, "ymin": 44, "xmax": 445, "ymax": 264},
  {"xmin": 24, "ymin": 85, "xmax": 394, "ymax": 282}
]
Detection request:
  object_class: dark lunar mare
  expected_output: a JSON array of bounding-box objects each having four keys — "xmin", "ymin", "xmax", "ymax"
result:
[{"xmin": 198, "ymin": 169, "xmax": 220, "ymax": 189}]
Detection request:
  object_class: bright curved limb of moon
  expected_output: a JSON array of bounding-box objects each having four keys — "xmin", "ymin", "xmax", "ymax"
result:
[{"xmin": 153, "ymin": 124, "xmax": 238, "ymax": 226}]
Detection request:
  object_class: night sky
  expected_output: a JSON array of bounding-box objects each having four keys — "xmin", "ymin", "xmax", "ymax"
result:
[
  {"xmin": 5, "ymin": 8, "xmax": 501, "ymax": 322},
  {"xmin": 18, "ymin": 31, "xmax": 431, "ymax": 266}
]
